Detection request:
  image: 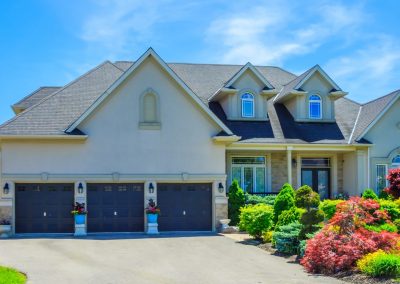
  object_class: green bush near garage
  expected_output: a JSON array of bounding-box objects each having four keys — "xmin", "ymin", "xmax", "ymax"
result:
[
  {"xmin": 0, "ymin": 266, "xmax": 26, "ymax": 284},
  {"xmin": 239, "ymin": 203, "xmax": 274, "ymax": 239},
  {"xmin": 245, "ymin": 193, "xmax": 277, "ymax": 206}
]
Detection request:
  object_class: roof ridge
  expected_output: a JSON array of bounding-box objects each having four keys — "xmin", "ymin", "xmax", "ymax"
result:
[
  {"xmin": 0, "ymin": 61, "xmax": 119, "ymax": 131},
  {"xmin": 12, "ymin": 86, "xmax": 62, "ymax": 107},
  {"xmin": 361, "ymin": 89, "xmax": 400, "ymax": 106}
]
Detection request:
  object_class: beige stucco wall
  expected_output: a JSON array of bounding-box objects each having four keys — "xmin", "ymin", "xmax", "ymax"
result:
[
  {"xmin": 284, "ymin": 72, "xmax": 335, "ymax": 121},
  {"xmin": 1, "ymin": 57, "xmax": 226, "ymax": 176},
  {"xmin": 364, "ymin": 97, "xmax": 400, "ymax": 190},
  {"xmin": 220, "ymin": 70, "xmax": 269, "ymax": 121}
]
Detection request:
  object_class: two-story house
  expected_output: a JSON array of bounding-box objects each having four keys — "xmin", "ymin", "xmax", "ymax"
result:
[{"xmin": 0, "ymin": 48, "xmax": 398, "ymax": 235}]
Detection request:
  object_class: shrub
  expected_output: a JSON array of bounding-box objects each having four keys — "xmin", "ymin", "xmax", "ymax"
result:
[
  {"xmin": 239, "ymin": 204, "xmax": 274, "ymax": 239},
  {"xmin": 365, "ymin": 223, "xmax": 398, "ymax": 233},
  {"xmin": 273, "ymin": 184, "xmax": 295, "ymax": 223},
  {"xmin": 362, "ymin": 189, "xmax": 378, "ymax": 200},
  {"xmin": 298, "ymin": 240, "xmax": 307, "ymax": 258},
  {"xmin": 301, "ymin": 228, "xmax": 399, "ymax": 274},
  {"xmin": 385, "ymin": 168, "xmax": 400, "ymax": 199},
  {"xmin": 275, "ymin": 207, "xmax": 305, "ymax": 230},
  {"xmin": 357, "ymin": 250, "xmax": 400, "ymax": 277},
  {"xmin": 394, "ymin": 219, "xmax": 400, "ymax": 232},
  {"xmin": 379, "ymin": 199, "xmax": 400, "ymax": 220},
  {"xmin": 319, "ymin": 199, "xmax": 343, "ymax": 220},
  {"xmin": 245, "ymin": 193, "xmax": 276, "ymax": 206},
  {"xmin": 228, "ymin": 180, "xmax": 245, "ymax": 225},
  {"xmin": 295, "ymin": 185, "xmax": 323, "ymax": 237},
  {"xmin": 262, "ymin": 231, "xmax": 273, "ymax": 243},
  {"xmin": 272, "ymin": 222, "xmax": 302, "ymax": 255}
]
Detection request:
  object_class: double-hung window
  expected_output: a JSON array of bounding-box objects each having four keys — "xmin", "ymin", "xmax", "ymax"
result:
[
  {"xmin": 231, "ymin": 157, "xmax": 267, "ymax": 193},
  {"xmin": 376, "ymin": 164, "xmax": 388, "ymax": 193},
  {"xmin": 309, "ymin": 94, "xmax": 322, "ymax": 119},
  {"xmin": 241, "ymin": 93, "xmax": 254, "ymax": 118}
]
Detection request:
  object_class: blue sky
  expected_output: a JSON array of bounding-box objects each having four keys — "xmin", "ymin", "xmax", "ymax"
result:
[{"xmin": 1, "ymin": 0, "xmax": 400, "ymax": 122}]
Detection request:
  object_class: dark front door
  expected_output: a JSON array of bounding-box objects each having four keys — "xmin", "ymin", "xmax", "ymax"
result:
[
  {"xmin": 15, "ymin": 183, "xmax": 74, "ymax": 233},
  {"xmin": 157, "ymin": 183, "xmax": 212, "ymax": 231},
  {"xmin": 301, "ymin": 168, "xmax": 330, "ymax": 199},
  {"xmin": 87, "ymin": 183, "xmax": 144, "ymax": 232}
]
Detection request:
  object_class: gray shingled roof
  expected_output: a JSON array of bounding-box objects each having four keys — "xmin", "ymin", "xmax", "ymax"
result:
[
  {"xmin": 2, "ymin": 58, "xmax": 396, "ymax": 144},
  {"xmin": 12, "ymin": 86, "xmax": 61, "ymax": 112},
  {"xmin": 0, "ymin": 62, "xmax": 123, "ymax": 135},
  {"xmin": 351, "ymin": 89, "xmax": 400, "ymax": 142},
  {"xmin": 114, "ymin": 61, "xmax": 296, "ymax": 102}
]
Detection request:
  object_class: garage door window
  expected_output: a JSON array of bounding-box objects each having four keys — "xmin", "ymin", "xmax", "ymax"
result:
[{"xmin": 231, "ymin": 157, "xmax": 267, "ymax": 193}]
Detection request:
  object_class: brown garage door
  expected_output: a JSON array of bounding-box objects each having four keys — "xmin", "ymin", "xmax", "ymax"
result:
[
  {"xmin": 87, "ymin": 183, "xmax": 144, "ymax": 232},
  {"xmin": 157, "ymin": 183, "xmax": 212, "ymax": 231},
  {"xmin": 15, "ymin": 183, "xmax": 74, "ymax": 234}
]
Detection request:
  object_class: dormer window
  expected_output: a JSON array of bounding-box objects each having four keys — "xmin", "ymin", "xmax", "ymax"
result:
[
  {"xmin": 241, "ymin": 93, "xmax": 254, "ymax": 118},
  {"xmin": 309, "ymin": 94, "xmax": 322, "ymax": 119}
]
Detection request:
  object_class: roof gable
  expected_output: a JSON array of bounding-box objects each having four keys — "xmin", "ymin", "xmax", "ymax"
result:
[
  {"xmin": 353, "ymin": 90, "xmax": 400, "ymax": 142},
  {"xmin": 274, "ymin": 65, "xmax": 344, "ymax": 103},
  {"xmin": 224, "ymin": 62, "xmax": 275, "ymax": 90},
  {"xmin": 66, "ymin": 48, "xmax": 233, "ymax": 135}
]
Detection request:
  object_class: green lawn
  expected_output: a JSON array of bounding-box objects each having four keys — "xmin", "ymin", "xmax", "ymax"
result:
[{"xmin": 0, "ymin": 266, "xmax": 26, "ymax": 284}]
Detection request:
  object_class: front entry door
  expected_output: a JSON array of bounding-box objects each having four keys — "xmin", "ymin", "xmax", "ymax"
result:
[{"xmin": 301, "ymin": 169, "xmax": 330, "ymax": 199}]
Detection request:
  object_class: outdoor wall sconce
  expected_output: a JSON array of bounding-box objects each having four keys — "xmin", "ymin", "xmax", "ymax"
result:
[
  {"xmin": 292, "ymin": 158, "xmax": 297, "ymax": 168},
  {"xmin": 3, "ymin": 183, "xmax": 9, "ymax": 195},
  {"xmin": 78, "ymin": 183, "xmax": 84, "ymax": 194},
  {"xmin": 218, "ymin": 182, "xmax": 224, "ymax": 193},
  {"xmin": 149, "ymin": 183, "xmax": 154, "ymax": 194}
]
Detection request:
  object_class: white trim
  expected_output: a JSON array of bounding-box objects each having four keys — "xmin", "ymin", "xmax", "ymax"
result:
[
  {"xmin": 224, "ymin": 62, "xmax": 274, "ymax": 90},
  {"xmin": 65, "ymin": 48, "xmax": 233, "ymax": 136},
  {"xmin": 348, "ymin": 106, "xmax": 362, "ymax": 143},
  {"xmin": 308, "ymin": 94, "xmax": 322, "ymax": 119},
  {"xmin": 295, "ymin": 65, "xmax": 342, "ymax": 92},
  {"xmin": 0, "ymin": 135, "xmax": 88, "ymax": 141},
  {"xmin": 357, "ymin": 92, "xmax": 400, "ymax": 140},
  {"xmin": 241, "ymin": 92, "xmax": 255, "ymax": 118}
]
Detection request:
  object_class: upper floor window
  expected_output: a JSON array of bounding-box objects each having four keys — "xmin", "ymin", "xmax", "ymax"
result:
[
  {"xmin": 241, "ymin": 93, "xmax": 254, "ymax": 118},
  {"xmin": 309, "ymin": 94, "xmax": 322, "ymax": 119}
]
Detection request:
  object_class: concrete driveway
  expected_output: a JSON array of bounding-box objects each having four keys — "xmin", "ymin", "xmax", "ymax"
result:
[{"xmin": 0, "ymin": 233, "xmax": 344, "ymax": 284}]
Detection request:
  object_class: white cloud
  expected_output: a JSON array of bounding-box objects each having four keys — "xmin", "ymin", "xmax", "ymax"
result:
[
  {"xmin": 205, "ymin": 1, "xmax": 366, "ymax": 65},
  {"xmin": 325, "ymin": 36, "xmax": 400, "ymax": 102}
]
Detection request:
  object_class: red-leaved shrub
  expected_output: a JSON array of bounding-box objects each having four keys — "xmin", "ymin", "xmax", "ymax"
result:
[
  {"xmin": 385, "ymin": 168, "xmax": 400, "ymax": 199},
  {"xmin": 301, "ymin": 197, "xmax": 399, "ymax": 274}
]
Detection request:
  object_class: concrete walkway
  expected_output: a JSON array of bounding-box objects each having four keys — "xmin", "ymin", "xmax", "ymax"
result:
[{"xmin": 0, "ymin": 233, "xmax": 345, "ymax": 284}]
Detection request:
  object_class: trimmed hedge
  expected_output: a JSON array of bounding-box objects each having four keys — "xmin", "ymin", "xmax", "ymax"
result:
[
  {"xmin": 239, "ymin": 204, "xmax": 274, "ymax": 239},
  {"xmin": 273, "ymin": 184, "xmax": 295, "ymax": 223}
]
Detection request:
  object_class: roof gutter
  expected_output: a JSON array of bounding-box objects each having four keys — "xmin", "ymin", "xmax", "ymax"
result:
[{"xmin": 0, "ymin": 135, "xmax": 88, "ymax": 141}]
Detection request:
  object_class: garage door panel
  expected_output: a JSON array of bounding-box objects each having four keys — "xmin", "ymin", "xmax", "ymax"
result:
[
  {"xmin": 158, "ymin": 183, "xmax": 212, "ymax": 231},
  {"xmin": 16, "ymin": 183, "xmax": 74, "ymax": 234},
  {"xmin": 87, "ymin": 183, "xmax": 144, "ymax": 233}
]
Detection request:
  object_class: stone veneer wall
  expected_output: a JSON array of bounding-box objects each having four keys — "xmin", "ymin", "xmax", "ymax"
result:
[
  {"xmin": 337, "ymin": 154, "xmax": 344, "ymax": 194},
  {"xmin": 0, "ymin": 206, "xmax": 12, "ymax": 222},
  {"xmin": 215, "ymin": 203, "xmax": 227, "ymax": 228},
  {"xmin": 271, "ymin": 153, "xmax": 290, "ymax": 191}
]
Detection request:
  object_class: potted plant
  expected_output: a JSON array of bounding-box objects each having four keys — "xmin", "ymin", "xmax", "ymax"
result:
[
  {"xmin": 0, "ymin": 218, "xmax": 11, "ymax": 238},
  {"xmin": 145, "ymin": 199, "xmax": 160, "ymax": 223},
  {"xmin": 71, "ymin": 202, "xmax": 87, "ymax": 225}
]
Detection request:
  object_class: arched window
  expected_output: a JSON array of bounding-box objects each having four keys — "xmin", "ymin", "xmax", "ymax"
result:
[
  {"xmin": 139, "ymin": 89, "xmax": 160, "ymax": 129},
  {"xmin": 241, "ymin": 93, "xmax": 254, "ymax": 118},
  {"xmin": 309, "ymin": 94, "xmax": 322, "ymax": 119},
  {"xmin": 143, "ymin": 92, "xmax": 157, "ymax": 122},
  {"xmin": 392, "ymin": 155, "xmax": 400, "ymax": 167}
]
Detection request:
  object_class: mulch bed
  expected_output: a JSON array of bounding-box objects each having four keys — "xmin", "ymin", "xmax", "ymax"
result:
[{"xmin": 239, "ymin": 238, "xmax": 398, "ymax": 284}]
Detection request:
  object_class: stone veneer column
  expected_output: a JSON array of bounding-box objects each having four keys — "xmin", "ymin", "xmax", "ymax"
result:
[
  {"xmin": 74, "ymin": 181, "xmax": 87, "ymax": 236},
  {"xmin": 213, "ymin": 180, "xmax": 228, "ymax": 232},
  {"xmin": 0, "ymin": 181, "xmax": 14, "ymax": 236}
]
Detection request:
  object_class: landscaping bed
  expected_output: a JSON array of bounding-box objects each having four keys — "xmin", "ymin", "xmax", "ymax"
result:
[
  {"xmin": 227, "ymin": 168, "xmax": 400, "ymax": 283},
  {"xmin": 0, "ymin": 266, "xmax": 26, "ymax": 284}
]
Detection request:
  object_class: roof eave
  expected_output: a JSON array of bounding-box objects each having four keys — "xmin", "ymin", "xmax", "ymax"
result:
[{"xmin": 0, "ymin": 134, "xmax": 88, "ymax": 141}]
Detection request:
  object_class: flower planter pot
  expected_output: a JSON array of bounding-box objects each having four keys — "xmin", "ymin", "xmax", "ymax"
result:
[
  {"xmin": 147, "ymin": 213, "xmax": 158, "ymax": 223},
  {"xmin": 74, "ymin": 214, "xmax": 86, "ymax": 225},
  {"xmin": 0, "ymin": 225, "xmax": 11, "ymax": 238}
]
